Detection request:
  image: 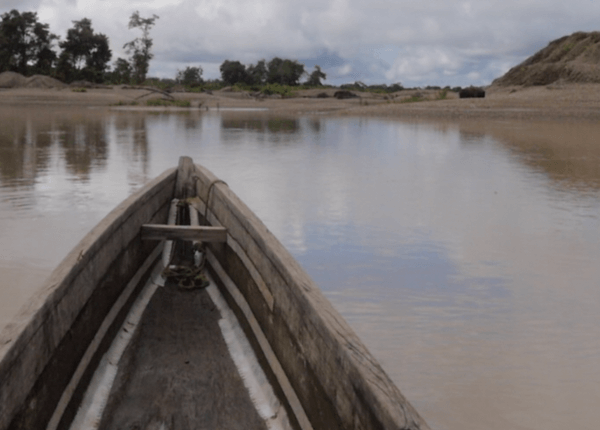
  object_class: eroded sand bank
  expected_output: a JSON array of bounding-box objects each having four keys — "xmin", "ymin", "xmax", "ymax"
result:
[{"xmin": 1, "ymin": 84, "xmax": 600, "ymax": 121}]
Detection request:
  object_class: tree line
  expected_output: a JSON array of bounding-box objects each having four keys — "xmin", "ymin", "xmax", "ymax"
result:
[
  {"xmin": 0, "ymin": 9, "xmax": 327, "ymax": 89},
  {"xmin": 0, "ymin": 9, "xmax": 157, "ymax": 84},
  {"xmin": 219, "ymin": 59, "xmax": 326, "ymax": 87},
  {"xmin": 1, "ymin": 9, "xmax": 334, "ymax": 91},
  {"xmin": 1, "ymin": 10, "xmax": 461, "ymax": 93},
  {"xmin": 150, "ymin": 59, "xmax": 326, "ymax": 91}
]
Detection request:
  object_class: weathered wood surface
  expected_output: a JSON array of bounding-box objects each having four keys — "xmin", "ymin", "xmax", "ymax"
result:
[
  {"xmin": 191, "ymin": 164, "xmax": 430, "ymax": 430},
  {"xmin": 0, "ymin": 156, "xmax": 430, "ymax": 430},
  {"xmin": 0, "ymin": 168, "xmax": 177, "ymax": 430},
  {"xmin": 47, "ymin": 245, "xmax": 163, "ymax": 430},
  {"xmin": 98, "ymin": 285, "xmax": 268, "ymax": 430},
  {"xmin": 206, "ymin": 250, "xmax": 312, "ymax": 430},
  {"xmin": 175, "ymin": 156, "xmax": 196, "ymax": 199},
  {"xmin": 141, "ymin": 224, "xmax": 227, "ymax": 242}
]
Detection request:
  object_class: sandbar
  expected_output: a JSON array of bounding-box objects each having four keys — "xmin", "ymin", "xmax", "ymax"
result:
[{"xmin": 1, "ymin": 84, "xmax": 600, "ymax": 121}]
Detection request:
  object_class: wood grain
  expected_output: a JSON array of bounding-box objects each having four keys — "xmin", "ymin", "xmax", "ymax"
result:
[
  {"xmin": 175, "ymin": 156, "xmax": 196, "ymax": 199},
  {"xmin": 98, "ymin": 285, "xmax": 268, "ymax": 430},
  {"xmin": 0, "ymin": 168, "xmax": 177, "ymax": 430},
  {"xmin": 141, "ymin": 224, "xmax": 227, "ymax": 242},
  {"xmin": 0, "ymin": 157, "xmax": 430, "ymax": 430}
]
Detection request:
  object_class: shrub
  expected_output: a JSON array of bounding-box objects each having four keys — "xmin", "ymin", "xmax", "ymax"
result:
[
  {"xmin": 260, "ymin": 83, "xmax": 296, "ymax": 97},
  {"xmin": 146, "ymin": 99, "xmax": 191, "ymax": 107},
  {"xmin": 176, "ymin": 66, "xmax": 203, "ymax": 87},
  {"xmin": 112, "ymin": 100, "xmax": 139, "ymax": 106}
]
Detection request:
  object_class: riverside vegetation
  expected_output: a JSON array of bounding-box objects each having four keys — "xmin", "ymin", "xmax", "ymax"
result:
[
  {"xmin": 0, "ymin": 8, "xmax": 466, "ymax": 98},
  {"xmin": 2, "ymin": 10, "xmax": 600, "ymax": 119}
]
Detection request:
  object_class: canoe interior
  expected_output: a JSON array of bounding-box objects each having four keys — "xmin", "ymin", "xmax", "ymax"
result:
[
  {"xmin": 0, "ymin": 167, "xmax": 176, "ymax": 430},
  {"xmin": 96, "ymin": 278, "xmax": 269, "ymax": 430},
  {"xmin": 0, "ymin": 157, "xmax": 429, "ymax": 430}
]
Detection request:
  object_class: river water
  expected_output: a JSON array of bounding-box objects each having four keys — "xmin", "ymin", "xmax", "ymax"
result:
[{"xmin": 1, "ymin": 105, "xmax": 599, "ymax": 430}]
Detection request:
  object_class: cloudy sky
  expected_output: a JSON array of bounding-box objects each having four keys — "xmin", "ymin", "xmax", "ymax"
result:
[{"xmin": 2, "ymin": 0, "xmax": 599, "ymax": 87}]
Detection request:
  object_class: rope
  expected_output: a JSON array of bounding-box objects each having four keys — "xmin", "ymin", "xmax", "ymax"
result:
[
  {"xmin": 205, "ymin": 179, "xmax": 227, "ymax": 221},
  {"xmin": 162, "ymin": 177, "xmax": 228, "ymax": 287}
]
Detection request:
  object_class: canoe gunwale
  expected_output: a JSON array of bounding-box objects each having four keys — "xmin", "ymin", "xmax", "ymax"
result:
[
  {"xmin": 0, "ymin": 158, "xmax": 429, "ymax": 430},
  {"xmin": 191, "ymin": 163, "xmax": 430, "ymax": 430},
  {"xmin": 0, "ymin": 168, "xmax": 177, "ymax": 430}
]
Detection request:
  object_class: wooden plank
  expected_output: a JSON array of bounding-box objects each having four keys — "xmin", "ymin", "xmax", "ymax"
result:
[
  {"xmin": 175, "ymin": 156, "xmax": 196, "ymax": 199},
  {"xmin": 141, "ymin": 224, "xmax": 227, "ymax": 242},
  {"xmin": 188, "ymin": 198, "xmax": 274, "ymax": 312},
  {"xmin": 162, "ymin": 199, "xmax": 179, "ymax": 268}
]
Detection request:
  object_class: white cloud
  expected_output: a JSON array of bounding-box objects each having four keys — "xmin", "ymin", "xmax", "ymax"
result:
[
  {"xmin": 467, "ymin": 71, "xmax": 481, "ymax": 81},
  {"xmin": 1, "ymin": 0, "xmax": 44, "ymax": 10},
  {"xmin": 2, "ymin": 0, "xmax": 600, "ymax": 86},
  {"xmin": 339, "ymin": 64, "xmax": 352, "ymax": 75},
  {"xmin": 385, "ymin": 47, "xmax": 463, "ymax": 84}
]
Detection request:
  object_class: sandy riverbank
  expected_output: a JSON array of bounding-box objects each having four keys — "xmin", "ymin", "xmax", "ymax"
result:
[{"xmin": 1, "ymin": 83, "xmax": 600, "ymax": 121}]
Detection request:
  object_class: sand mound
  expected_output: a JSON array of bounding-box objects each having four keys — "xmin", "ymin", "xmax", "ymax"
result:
[
  {"xmin": 0, "ymin": 71, "xmax": 27, "ymax": 88},
  {"xmin": 493, "ymin": 31, "xmax": 600, "ymax": 86},
  {"xmin": 24, "ymin": 75, "xmax": 67, "ymax": 89},
  {"xmin": 0, "ymin": 72, "xmax": 66, "ymax": 89}
]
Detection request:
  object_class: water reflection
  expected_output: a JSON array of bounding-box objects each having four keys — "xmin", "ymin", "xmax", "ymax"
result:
[
  {"xmin": 0, "ymin": 109, "xmax": 599, "ymax": 430},
  {"xmin": 110, "ymin": 113, "xmax": 150, "ymax": 190},
  {"xmin": 458, "ymin": 129, "xmax": 486, "ymax": 144},
  {"xmin": 221, "ymin": 116, "xmax": 300, "ymax": 134},
  {"xmin": 0, "ymin": 106, "xmax": 109, "ymax": 185},
  {"xmin": 458, "ymin": 120, "xmax": 600, "ymax": 191},
  {"xmin": 178, "ymin": 112, "xmax": 204, "ymax": 131},
  {"xmin": 0, "ymin": 107, "xmax": 53, "ymax": 188},
  {"xmin": 60, "ymin": 117, "xmax": 108, "ymax": 180}
]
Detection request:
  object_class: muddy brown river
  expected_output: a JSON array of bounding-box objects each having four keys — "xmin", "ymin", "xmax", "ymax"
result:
[{"xmin": 1, "ymin": 105, "xmax": 599, "ymax": 430}]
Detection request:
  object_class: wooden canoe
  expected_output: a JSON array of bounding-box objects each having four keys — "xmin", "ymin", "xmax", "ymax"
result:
[{"xmin": 0, "ymin": 157, "xmax": 430, "ymax": 430}]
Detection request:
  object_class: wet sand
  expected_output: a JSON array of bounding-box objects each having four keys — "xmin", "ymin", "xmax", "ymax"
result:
[{"xmin": 2, "ymin": 83, "xmax": 600, "ymax": 121}]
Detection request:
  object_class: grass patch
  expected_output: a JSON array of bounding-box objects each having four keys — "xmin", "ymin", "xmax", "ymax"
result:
[
  {"xmin": 260, "ymin": 83, "xmax": 296, "ymax": 98},
  {"xmin": 112, "ymin": 100, "xmax": 139, "ymax": 106},
  {"xmin": 71, "ymin": 87, "xmax": 87, "ymax": 93},
  {"xmin": 562, "ymin": 42, "xmax": 574, "ymax": 52},
  {"xmin": 183, "ymin": 86, "xmax": 204, "ymax": 93},
  {"xmin": 146, "ymin": 99, "xmax": 191, "ymax": 107}
]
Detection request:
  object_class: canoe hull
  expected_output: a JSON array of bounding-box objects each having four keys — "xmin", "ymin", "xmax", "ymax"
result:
[
  {"xmin": 0, "ymin": 168, "xmax": 176, "ymax": 430},
  {"xmin": 0, "ymin": 158, "xmax": 429, "ymax": 430}
]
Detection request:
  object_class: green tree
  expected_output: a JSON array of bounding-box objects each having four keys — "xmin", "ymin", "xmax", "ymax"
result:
[
  {"xmin": 306, "ymin": 65, "xmax": 326, "ymax": 86},
  {"xmin": 266, "ymin": 57, "xmax": 305, "ymax": 86},
  {"xmin": 124, "ymin": 11, "xmax": 159, "ymax": 84},
  {"xmin": 56, "ymin": 18, "xmax": 111, "ymax": 83},
  {"xmin": 110, "ymin": 57, "xmax": 132, "ymax": 84},
  {"xmin": 389, "ymin": 82, "xmax": 404, "ymax": 92},
  {"xmin": 246, "ymin": 59, "xmax": 267, "ymax": 85},
  {"xmin": 0, "ymin": 9, "xmax": 57, "ymax": 75},
  {"xmin": 220, "ymin": 60, "xmax": 249, "ymax": 85},
  {"xmin": 176, "ymin": 66, "xmax": 203, "ymax": 87}
]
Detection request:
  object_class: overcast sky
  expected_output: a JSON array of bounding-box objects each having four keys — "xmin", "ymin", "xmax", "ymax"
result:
[{"xmin": 2, "ymin": 0, "xmax": 599, "ymax": 87}]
